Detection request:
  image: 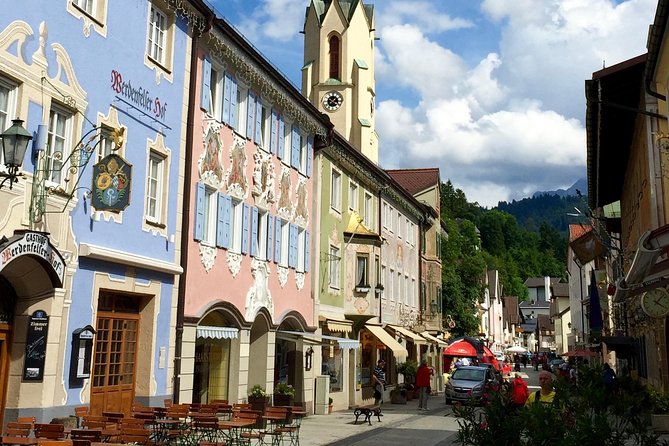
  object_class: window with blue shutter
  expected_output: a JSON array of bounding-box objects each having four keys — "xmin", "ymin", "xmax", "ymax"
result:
[
  {"xmin": 270, "ymin": 109, "xmax": 278, "ymax": 155},
  {"xmin": 247, "ymin": 91, "xmax": 256, "ymax": 140},
  {"xmin": 277, "ymin": 116, "xmax": 285, "ymax": 159},
  {"xmin": 306, "ymin": 136, "xmax": 313, "ymax": 177},
  {"xmin": 229, "ymin": 76, "xmax": 238, "ymax": 130},
  {"xmin": 250, "ymin": 206, "xmax": 259, "ymax": 257},
  {"xmin": 255, "ymin": 99, "xmax": 262, "ymax": 143},
  {"xmin": 288, "ymin": 223, "xmax": 297, "ymax": 269},
  {"xmin": 241, "ymin": 203, "xmax": 250, "ymax": 255},
  {"xmin": 216, "ymin": 193, "xmax": 231, "ymax": 249},
  {"xmin": 194, "ymin": 182, "xmax": 205, "ymax": 241},
  {"xmin": 201, "ymin": 57, "xmax": 211, "ymax": 113},
  {"xmin": 274, "ymin": 217, "xmax": 282, "ymax": 263},
  {"xmin": 267, "ymin": 215, "xmax": 274, "ymax": 262},
  {"xmin": 291, "ymin": 126, "xmax": 300, "ymax": 169},
  {"xmin": 304, "ymin": 231, "xmax": 310, "ymax": 272},
  {"xmin": 223, "ymin": 72, "xmax": 232, "ymax": 124}
]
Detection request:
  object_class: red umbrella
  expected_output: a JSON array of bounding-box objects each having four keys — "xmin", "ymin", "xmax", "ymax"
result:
[{"xmin": 562, "ymin": 350, "xmax": 599, "ymax": 358}]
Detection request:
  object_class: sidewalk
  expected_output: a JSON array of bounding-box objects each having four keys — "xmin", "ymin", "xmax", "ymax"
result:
[{"xmin": 298, "ymin": 395, "xmax": 461, "ymax": 446}]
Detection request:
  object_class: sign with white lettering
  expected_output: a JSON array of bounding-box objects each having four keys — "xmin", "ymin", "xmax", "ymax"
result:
[
  {"xmin": 0, "ymin": 232, "xmax": 65, "ymax": 286},
  {"xmin": 23, "ymin": 310, "xmax": 49, "ymax": 381}
]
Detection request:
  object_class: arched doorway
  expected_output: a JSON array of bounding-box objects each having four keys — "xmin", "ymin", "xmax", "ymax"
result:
[
  {"xmin": 248, "ymin": 311, "xmax": 271, "ymax": 391},
  {"xmin": 275, "ymin": 312, "xmax": 310, "ymax": 405}
]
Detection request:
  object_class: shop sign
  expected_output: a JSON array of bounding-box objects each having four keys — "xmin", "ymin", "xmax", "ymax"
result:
[
  {"xmin": 23, "ymin": 310, "xmax": 49, "ymax": 381},
  {"xmin": 92, "ymin": 154, "xmax": 132, "ymax": 211},
  {"xmin": 110, "ymin": 69, "xmax": 167, "ymax": 120},
  {"xmin": 0, "ymin": 232, "xmax": 65, "ymax": 285}
]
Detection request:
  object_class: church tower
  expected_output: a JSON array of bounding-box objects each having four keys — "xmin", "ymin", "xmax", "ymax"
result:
[{"xmin": 302, "ymin": 0, "xmax": 378, "ymax": 163}]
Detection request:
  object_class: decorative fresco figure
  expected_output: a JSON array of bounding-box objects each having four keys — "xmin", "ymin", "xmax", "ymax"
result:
[
  {"xmin": 227, "ymin": 137, "xmax": 248, "ymax": 196},
  {"xmin": 295, "ymin": 180, "xmax": 308, "ymax": 222},
  {"xmin": 200, "ymin": 127, "xmax": 224, "ymax": 181},
  {"xmin": 252, "ymin": 151, "xmax": 276, "ymax": 206},
  {"xmin": 278, "ymin": 169, "xmax": 292, "ymax": 213}
]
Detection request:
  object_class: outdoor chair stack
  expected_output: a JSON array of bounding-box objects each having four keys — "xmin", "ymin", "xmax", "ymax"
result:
[{"xmin": 2, "ymin": 422, "xmax": 36, "ymax": 446}]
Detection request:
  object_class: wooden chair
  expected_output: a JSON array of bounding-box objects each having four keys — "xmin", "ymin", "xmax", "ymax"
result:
[
  {"xmin": 2, "ymin": 422, "xmax": 36, "ymax": 446},
  {"xmin": 36, "ymin": 440, "xmax": 72, "ymax": 446},
  {"xmin": 119, "ymin": 427, "xmax": 152, "ymax": 445},
  {"xmin": 73, "ymin": 408, "xmax": 88, "ymax": 428},
  {"xmin": 163, "ymin": 399, "xmax": 173, "ymax": 409},
  {"xmin": 101, "ymin": 412, "xmax": 123, "ymax": 426},
  {"xmin": 33, "ymin": 424, "xmax": 65, "ymax": 441},
  {"xmin": 68, "ymin": 429, "xmax": 101, "ymax": 443},
  {"xmin": 190, "ymin": 416, "xmax": 218, "ymax": 443},
  {"xmin": 15, "ymin": 419, "xmax": 35, "ymax": 430},
  {"xmin": 80, "ymin": 415, "xmax": 108, "ymax": 430}
]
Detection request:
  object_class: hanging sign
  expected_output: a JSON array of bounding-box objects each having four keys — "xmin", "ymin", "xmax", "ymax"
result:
[
  {"xmin": 23, "ymin": 310, "xmax": 49, "ymax": 381},
  {"xmin": 92, "ymin": 153, "xmax": 132, "ymax": 211},
  {"xmin": 0, "ymin": 232, "xmax": 65, "ymax": 286}
]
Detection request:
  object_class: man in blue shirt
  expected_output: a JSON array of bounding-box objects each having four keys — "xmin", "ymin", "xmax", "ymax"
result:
[{"xmin": 373, "ymin": 359, "xmax": 386, "ymax": 405}]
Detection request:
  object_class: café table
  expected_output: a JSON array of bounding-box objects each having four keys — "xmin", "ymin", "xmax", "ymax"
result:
[{"xmin": 217, "ymin": 419, "xmax": 255, "ymax": 445}]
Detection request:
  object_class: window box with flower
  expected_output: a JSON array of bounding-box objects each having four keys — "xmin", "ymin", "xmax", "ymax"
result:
[{"xmin": 273, "ymin": 382, "xmax": 296, "ymax": 407}]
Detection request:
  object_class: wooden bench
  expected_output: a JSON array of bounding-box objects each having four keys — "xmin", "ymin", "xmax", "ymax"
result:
[{"xmin": 352, "ymin": 405, "xmax": 383, "ymax": 425}]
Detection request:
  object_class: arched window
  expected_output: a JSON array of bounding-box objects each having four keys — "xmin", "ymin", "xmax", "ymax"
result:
[{"xmin": 329, "ymin": 35, "xmax": 340, "ymax": 80}]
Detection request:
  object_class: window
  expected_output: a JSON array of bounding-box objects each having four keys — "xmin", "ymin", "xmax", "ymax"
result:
[
  {"xmin": 404, "ymin": 275, "xmax": 409, "ymax": 305},
  {"xmin": 147, "ymin": 5, "xmax": 168, "ymax": 66},
  {"xmin": 253, "ymin": 209, "xmax": 268, "ymax": 260},
  {"xmin": 299, "ymin": 132, "xmax": 308, "ymax": 173},
  {"xmin": 396, "ymin": 212, "xmax": 402, "ymax": 238},
  {"xmin": 97, "ymin": 126, "xmax": 117, "ymax": 162},
  {"xmin": 281, "ymin": 118, "xmax": 292, "ymax": 165},
  {"xmin": 297, "ymin": 228, "xmax": 306, "ymax": 272},
  {"xmin": 208, "ymin": 64, "xmax": 223, "ymax": 120},
  {"xmin": 329, "ymin": 245, "xmax": 340, "ymax": 288},
  {"xmin": 408, "ymin": 221, "xmax": 415, "ymax": 246},
  {"xmin": 47, "ymin": 105, "xmax": 72, "ymax": 186},
  {"xmin": 202, "ymin": 186, "xmax": 217, "ymax": 245},
  {"xmin": 356, "ymin": 256, "xmax": 368, "ymax": 288},
  {"xmin": 280, "ymin": 220, "xmax": 289, "ymax": 266},
  {"xmin": 364, "ymin": 192, "xmax": 373, "ymax": 228},
  {"xmin": 146, "ymin": 151, "xmax": 166, "ymax": 224},
  {"xmin": 260, "ymin": 102, "xmax": 271, "ymax": 150},
  {"xmin": 73, "ymin": 0, "xmax": 94, "ymax": 15},
  {"xmin": 389, "ymin": 207, "xmax": 395, "ymax": 233},
  {"xmin": 349, "ymin": 180, "xmax": 358, "ymax": 211},
  {"xmin": 388, "ymin": 268, "xmax": 394, "ymax": 301},
  {"xmin": 235, "ymin": 82, "xmax": 248, "ymax": 135},
  {"xmin": 329, "ymin": 35, "xmax": 340, "ymax": 80},
  {"xmin": 382, "ymin": 202, "xmax": 388, "ymax": 229},
  {"xmin": 330, "ymin": 168, "xmax": 341, "ymax": 212},
  {"xmin": 0, "ymin": 78, "xmax": 16, "ymax": 167},
  {"xmin": 412, "ymin": 278, "xmax": 417, "ymax": 307},
  {"xmin": 230, "ymin": 200, "xmax": 244, "ymax": 253}
]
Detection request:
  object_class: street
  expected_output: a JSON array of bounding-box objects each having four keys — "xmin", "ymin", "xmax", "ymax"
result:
[{"xmin": 299, "ymin": 367, "xmax": 541, "ymax": 445}]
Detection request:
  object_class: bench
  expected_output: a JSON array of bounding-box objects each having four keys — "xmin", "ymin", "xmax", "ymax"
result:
[{"xmin": 352, "ymin": 405, "xmax": 383, "ymax": 425}]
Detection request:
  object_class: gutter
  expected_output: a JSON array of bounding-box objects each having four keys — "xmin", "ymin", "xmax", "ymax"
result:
[{"xmin": 645, "ymin": 0, "xmax": 669, "ymax": 100}]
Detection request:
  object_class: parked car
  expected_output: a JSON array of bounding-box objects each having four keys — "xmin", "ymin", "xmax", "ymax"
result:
[
  {"xmin": 549, "ymin": 358, "xmax": 565, "ymax": 373},
  {"xmin": 444, "ymin": 366, "xmax": 499, "ymax": 405},
  {"xmin": 493, "ymin": 351, "xmax": 505, "ymax": 362}
]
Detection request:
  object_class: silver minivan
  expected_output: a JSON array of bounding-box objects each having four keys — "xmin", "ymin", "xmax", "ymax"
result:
[{"xmin": 445, "ymin": 365, "xmax": 498, "ymax": 405}]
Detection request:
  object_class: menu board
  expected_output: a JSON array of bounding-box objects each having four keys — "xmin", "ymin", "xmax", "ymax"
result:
[{"xmin": 23, "ymin": 310, "xmax": 49, "ymax": 381}]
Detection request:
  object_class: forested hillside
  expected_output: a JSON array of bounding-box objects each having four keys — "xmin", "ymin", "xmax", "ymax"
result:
[{"xmin": 439, "ymin": 181, "xmax": 572, "ymax": 337}]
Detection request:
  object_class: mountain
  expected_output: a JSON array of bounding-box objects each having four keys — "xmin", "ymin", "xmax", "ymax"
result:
[
  {"xmin": 532, "ymin": 178, "xmax": 587, "ymax": 198},
  {"xmin": 495, "ymin": 192, "xmax": 587, "ymax": 234}
]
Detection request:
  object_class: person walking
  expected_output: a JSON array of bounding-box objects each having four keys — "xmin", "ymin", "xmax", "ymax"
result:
[
  {"xmin": 602, "ymin": 363, "xmax": 617, "ymax": 392},
  {"xmin": 526, "ymin": 370, "xmax": 556, "ymax": 405},
  {"xmin": 416, "ymin": 359, "xmax": 431, "ymax": 411},
  {"xmin": 510, "ymin": 372, "xmax": 529, "ymax": 410},
  {"xmin": 373, "ymin": 359, "xmax": 386, "ymax": 406}
]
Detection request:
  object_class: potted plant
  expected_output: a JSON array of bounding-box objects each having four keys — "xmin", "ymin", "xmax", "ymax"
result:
[
  {"xmin": 273, "ymin": 383, "xmax": 296, "ymax": 407},
  {"xmin": 390, "ymin": 384, "xmax": 408, "ymax": 404},
  {"xmin": 328, "ymin": 397, "xmax": 333, "ymax": 414},
  {"xmin": 648, "ymin": 386, "xmax": 669, "ymax": 432}
]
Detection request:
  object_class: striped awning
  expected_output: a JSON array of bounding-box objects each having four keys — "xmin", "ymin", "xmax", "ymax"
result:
[
  {"xmin": 365, "ymin": 325, "xmax": 408, "ymax": 361},
  {"xmin": 325, "ymin": 318, "xmax": 353, "ymax": 334},
  {"xmin": 197, "ymin": 326, "xmax": 239, "ymax": 340},
  {"xmin": 277, "ymin": 330, "xmax": 360, "ymax": 350},
  {"xmin": 388, "ymin": 325, "xmax": 427, "ymax": 345}
]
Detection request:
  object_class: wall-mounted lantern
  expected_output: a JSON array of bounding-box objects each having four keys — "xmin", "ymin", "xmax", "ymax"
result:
[
  {"xmin": 0, "ymin": 119, "xmax": 33, "ymax": 190},
  {"xmin": 70, "ymin": 325, "xmax": 95, "ymax": 381},
  {"xmin": 304, "ymin": 346, "xmax": 314, "ymax": 371}
]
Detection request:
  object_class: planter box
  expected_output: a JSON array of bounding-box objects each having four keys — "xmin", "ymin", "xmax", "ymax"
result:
[
  {"xmin": 390, "ymin": 390, "xmax": 407, "ymax": 404},
  {"xmin": 273, "ymin": 393, "xmax": 294, "ymax": 407},
  {"xmin": 652, "ymin": 414, "xmax": 669, "ymax": 432}
]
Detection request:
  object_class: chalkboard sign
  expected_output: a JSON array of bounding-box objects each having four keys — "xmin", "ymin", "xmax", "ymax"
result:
[{"xmin": 23, "ymin": 310, "xmax": 49, "ymax": 381}]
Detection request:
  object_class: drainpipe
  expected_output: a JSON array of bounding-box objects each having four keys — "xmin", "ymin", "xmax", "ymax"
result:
[
  {"xmin": 174, "ymin": 12, "xmax": 214, "ymax": 403},
  {"xmin": 377, "ymin": 185, "xmax": 387, "ymax": 324}
]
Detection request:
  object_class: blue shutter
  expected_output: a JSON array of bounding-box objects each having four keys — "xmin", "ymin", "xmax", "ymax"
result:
[
  {"xmin": 229, "ymin": 76, "xmax": 238, "ymax": 130},
  {"xmin": 304, "ymin": 230, "xmax": 310, "ymax": 272},
  {"xmin": 247, "ymin": 91, "xmax": 256, "ymax": 140},
  {"xmin": 291, "ymin": 126, "xmax": 300, "ymax": 168},
  {"xmin": 267, "ymin": 215, "xmax": 274, "ymax": 262},
  {"xmin": 250, "ymin": 206, "xmax": 259, "ymax": 257},
  {"xmin": 201, "ymin": 57, "xmax": 211, "ymax": 113},
  {"xmin": 277, "ymin": 116, "xmax": 285, "ymax": 159},
  {"xmin": 288, "ymin": 223, "xmax": 297, "ymax": 269},
  {"xmin": 223, "ymin": 72, "xmax": 233, "ymax": 124},
  {"xmin": 194, "ymin": 182, "xmax": 205, "ymax": 241},
  {"xmin": 270, "ymin": 109, "xmax": 278, "ymax": 155},
  {"xmin": 255, "ymin": 100, "xmax": 262, "ymax": 143},
  {"xmin": 241, "ymin": 203, "xmax": 250, "ymax": 255},
  {"xmin": 216, "ymin": 193, "xmax": 231, "ymax": 249},
  {"xmin": 306, "ymin": 136, "xmax": 313, "ymax": 177},
  {"xmin": 274, "ymin": 217, "xmax": 282, "ymax": 263}
]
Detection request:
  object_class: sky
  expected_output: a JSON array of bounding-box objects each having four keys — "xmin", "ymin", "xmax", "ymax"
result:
[{"xmin": 211, "ymin": 0, "xmax": 657, "ymax": 208}]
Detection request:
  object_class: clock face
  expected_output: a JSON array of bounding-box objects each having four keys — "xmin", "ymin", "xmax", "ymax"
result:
[
  {"xmin": 322, "ymin": 91, "xmax": 343, "ymax": 112},
  {"xmin": 641, "ymin": 288, "xmax": 669, "ymax": 318}
]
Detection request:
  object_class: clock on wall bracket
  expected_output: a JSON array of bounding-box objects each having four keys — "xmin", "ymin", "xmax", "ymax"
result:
[
  {"xmin": 322, "ymin": 91, "xmax": 343, "ymax": 112},
  {"xmin": 641, "ymin": 287, "xmax": 669, "ymax": 318}
]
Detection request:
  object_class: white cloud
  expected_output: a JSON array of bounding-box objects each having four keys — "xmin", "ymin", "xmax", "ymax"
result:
[
  {"xmin": 237, "ymin": 0, "xmax": 308, "ymax": 42},
  {"xmin": 380, "ymin": 1, "xmax": 475, "ymax": 33}
]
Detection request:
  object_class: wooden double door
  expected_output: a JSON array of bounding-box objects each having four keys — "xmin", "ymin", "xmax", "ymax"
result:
[{"xmin": 90, "ymin": 307, "xmax": 139, "ymax": 416}]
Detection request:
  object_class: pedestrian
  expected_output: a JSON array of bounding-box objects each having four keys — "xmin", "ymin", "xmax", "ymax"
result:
[
  {"xmin": 526, "ymin": 370, "xmax": 556, "ymax": 405},
  {"xmin": 521, "ymin": 355, "xmax": 528, "ymax": 368},
  {"xmin": 602, "ymin": 363, "xmax": 617, "ymax": 392},
  {"xmin": 373, "ymin": 359, "xmax": 386, "ymax": 406},
  {"xmin": 416, "ymin": 359, "xmax": 431, "ymax": 411},
  {"xmin": 510, "ymin": 372, "xmax": 529, "ymax": 410},
  {"xmin": 454, "ymin": 357, "xmax": 463, "ymax": 369}
]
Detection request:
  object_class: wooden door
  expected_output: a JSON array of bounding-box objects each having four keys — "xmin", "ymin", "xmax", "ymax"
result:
[
  {"xmin": 0, "ymin": 327, "xmax": 10, "ymax": 428},
  {"xmin": 91, "ymin": 313, "xmax": 139, "ymax": 416}
]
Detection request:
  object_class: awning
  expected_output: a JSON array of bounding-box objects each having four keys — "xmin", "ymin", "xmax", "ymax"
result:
[
  {"xmin": 321, "ymin": 317, "xmax": 353, "ymax": 334},
  {"xmin": 388, "ymin": 325, "xmax": 426, "ymax": 345},
  {"xmin": 197, "ymin": 326, "xmax": 239, "ymax": 339},
  {"xmin": 420, "ymin": 331, "xmax": 448, "ymax": 346},
  {"xmin": 277, "ymin": 330, "xmax": 359, "ymax": 350},
  {"xmin": 365, "ymin": 325, "xmax": 408, "ymax": 361}
]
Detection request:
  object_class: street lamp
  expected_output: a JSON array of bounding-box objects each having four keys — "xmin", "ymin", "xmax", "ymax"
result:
[{"xmin": 0, "ymin": 119, "xmax": 33, "ymax": 190}]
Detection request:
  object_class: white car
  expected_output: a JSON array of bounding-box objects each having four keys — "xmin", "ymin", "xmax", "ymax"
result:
[{"xmin": 493, "ymin": 351, "xmax": 505, "ymax": 362}]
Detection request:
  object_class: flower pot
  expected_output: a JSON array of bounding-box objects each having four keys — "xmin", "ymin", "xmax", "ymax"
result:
[
  {"xmin": 390, "ymin": 390, "xmax": 407, "ymax": 404},
  {"xmin": 273, "ymin": 393, "xmax": 294, "ymax": 407},
  {"xmin": 652, "ymin": 414, "xmax": 669, "ymax": 432},
  {"xmin": 328, "ymin": 404, "xmax": 333, "ymax": 414},
  {"xmin": 248, "ymin": 396, "xmax": 270, "ymax": 428}
]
